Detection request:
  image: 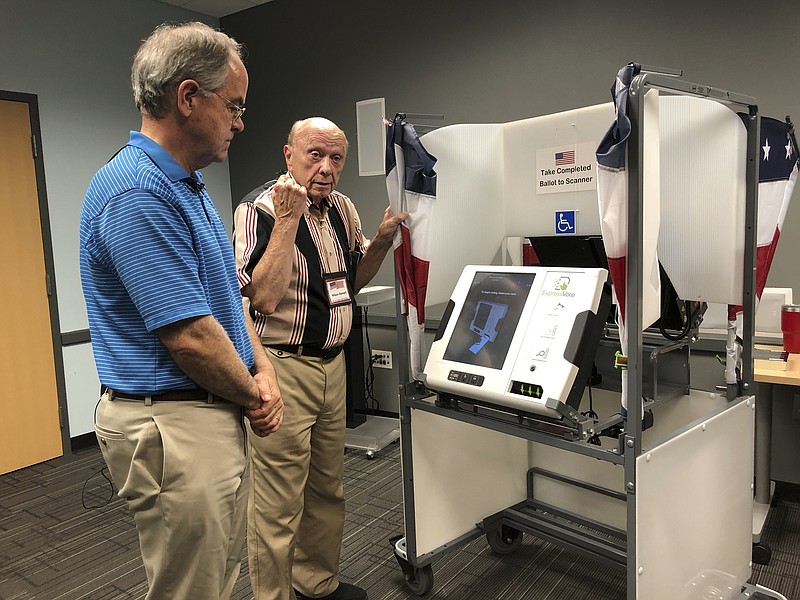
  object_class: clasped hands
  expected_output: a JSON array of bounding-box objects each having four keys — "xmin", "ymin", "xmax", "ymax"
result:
[{"xmin": 244, "ymin": 371, "xmax": 284, "ymax": 437}]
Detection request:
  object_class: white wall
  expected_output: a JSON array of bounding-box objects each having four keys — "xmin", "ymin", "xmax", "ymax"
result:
[{"xmin": 0, "ymin": 0, "xmax": 234, "ymax": 437}]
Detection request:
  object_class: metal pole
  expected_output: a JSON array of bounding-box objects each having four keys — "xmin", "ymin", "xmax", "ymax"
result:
[
  {"xmin": 740, "ymin": 108, "xmax": 760, "ymax": 393},
  {"xmin": 394, "ymin": 266, "xmax": 420, "ymax": 564},
  {"xmin": 623, "ymin": 72, "xmax": 648, "ymax": 600}
]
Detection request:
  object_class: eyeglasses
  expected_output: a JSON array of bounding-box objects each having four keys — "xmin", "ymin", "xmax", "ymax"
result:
[{"xmin": 205, "ymin": 89, "xmax": 246, "ymax": 122}]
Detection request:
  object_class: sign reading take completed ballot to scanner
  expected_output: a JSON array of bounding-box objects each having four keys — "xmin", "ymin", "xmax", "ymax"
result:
[{"xmin": 536, "ymin": 141, "xmax": 596, "ymax": 194}]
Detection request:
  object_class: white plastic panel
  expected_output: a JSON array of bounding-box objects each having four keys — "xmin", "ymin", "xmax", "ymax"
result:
[
  {"xmin": 526, "ymin": 388, "xmax": 731, "ymax": 534},
  {"xmin": 756, "ymin": 287, "xmax": 793, "ymax": 333},
  {"xmin": 700, "ymin": 302, "xmax": 732, "ymax": 331},
  {"xmin": 409, "ymin": 407, "xmax": 528, "ymax": 556},
  {"xmin": 503, "ymin": 103, "xmax": 613, "ymax": 237},
  {"xmin": 419, "ymin": 106, "xmax": 614, "ymax": 307},
  {"xmin": 419, "ymin": 124, "xmax": 505, "ymax": 307},
  {"xmin": 636, "ymin": 397, "xmax": 754, "ymax": 599},
  {"xmin": 642, "ymin": 89, "xmax": 663, "ymax": 329},
  {"xmin": 699, "ymin": 287, "xmax": 792, "ymax": 336},
  {"xmin": 658, "ymin": 96, "xmax": 747, "ymax": 304}
]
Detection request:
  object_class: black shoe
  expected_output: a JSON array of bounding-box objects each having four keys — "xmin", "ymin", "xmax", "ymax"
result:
[{"xmin": 294, "ymin": 582, "xmax": 367, "ymax": 600}]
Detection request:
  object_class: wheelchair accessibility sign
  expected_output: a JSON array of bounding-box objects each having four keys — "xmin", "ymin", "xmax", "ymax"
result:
[{"xmin": 555, "ymin": 210, "xmax": 576, "ymax": 235}]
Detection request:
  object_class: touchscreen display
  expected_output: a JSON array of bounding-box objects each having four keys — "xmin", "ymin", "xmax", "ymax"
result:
[{"xmin": 443, "ymin": 271, "xmax": 536, "ymax": 369}]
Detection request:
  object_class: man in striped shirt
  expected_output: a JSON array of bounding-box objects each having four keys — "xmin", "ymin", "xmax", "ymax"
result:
[
  {"xmin": 79, "ymin": 22, "xmax": 283, "ymax": 600},
  {"xmin": 233, "ymin": 117, "xmax": 406, "ymax": 600}
]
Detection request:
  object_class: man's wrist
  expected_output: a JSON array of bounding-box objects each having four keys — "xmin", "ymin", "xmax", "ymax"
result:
[
  {"xmin": 243, "ymin": 377, "xmax": 262, "ymax": 409},
  {"xmin": 370, "ymin": 236, "xmax": 393, "ymax": 251}
]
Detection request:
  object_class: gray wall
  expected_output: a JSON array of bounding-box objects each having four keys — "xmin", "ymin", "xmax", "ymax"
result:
[
  {"xmin": 223, "ymin": 0, "xmax": 800, "ymax": 293},
  {"xmin": 1, "ymin": 0, "xmax": 230, "ymax": 438},
  {"xmin": 223, "ymin": 0, "xmax": 800, "ymax": 420}
]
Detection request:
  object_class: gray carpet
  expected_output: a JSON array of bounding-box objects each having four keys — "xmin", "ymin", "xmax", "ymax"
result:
[{"xmin": 0, "ymin": 441, "xmax": 797, "ymax": 599}]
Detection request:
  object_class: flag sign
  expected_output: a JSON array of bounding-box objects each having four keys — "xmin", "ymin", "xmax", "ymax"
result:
[
  {"xmin": 555, "ymin": 150, "xmax": 575, "ymax": 165},
  {"xmin": 536, "ymin": 142, "xmax": 596, "ymax": 194}
]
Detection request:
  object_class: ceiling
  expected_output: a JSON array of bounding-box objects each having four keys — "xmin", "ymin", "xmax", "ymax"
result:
[{"xmin": 155, "ymin": 0, "xmax": 272, "ymax": 18}]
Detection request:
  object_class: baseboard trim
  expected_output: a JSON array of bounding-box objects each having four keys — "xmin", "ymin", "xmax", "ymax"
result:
[{"xmin": 71, "ymin": 432, "xmax": 98, "ymax": 452}]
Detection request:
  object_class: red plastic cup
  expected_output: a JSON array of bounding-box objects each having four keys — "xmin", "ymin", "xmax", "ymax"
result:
[{"xmin": 782, "ymin": 304, "xmax": 800, "ymax": 354}]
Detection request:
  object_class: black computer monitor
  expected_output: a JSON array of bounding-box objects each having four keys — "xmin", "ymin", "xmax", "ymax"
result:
[{"xmin": 527, "ymin": 235, "xmax": 609, "ymax": 270}]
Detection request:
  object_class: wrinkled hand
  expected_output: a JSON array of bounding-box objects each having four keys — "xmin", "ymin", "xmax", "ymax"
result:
[
  {"xmin": 272, "ymin": 173, "xmax": 307, "ymax": 222},
  {"xmin": 375, "ymin": 207, "xmax": 408, "ymax": 244},
  {"xmin": 244, "ymin": 371, "xmax": 284, "ymax": 437}
]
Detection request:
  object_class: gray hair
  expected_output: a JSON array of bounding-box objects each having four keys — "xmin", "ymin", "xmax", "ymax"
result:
[{"xmin": 131, "ymin": 21, "xmax": 243, "ymax": 118}]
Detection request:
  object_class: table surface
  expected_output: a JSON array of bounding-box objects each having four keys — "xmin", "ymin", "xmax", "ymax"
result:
[{"xmin": 754, "ymin": 346, "xmax": 800, "ymax": 386}]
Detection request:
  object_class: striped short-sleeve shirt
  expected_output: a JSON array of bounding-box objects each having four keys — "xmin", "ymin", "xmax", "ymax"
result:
[
  {"xmin": 233, "ymin": 182, "xmax": 368, "ymax": 350},
  {"xmin": 79, "ymin": 131, "xmax": 254, "ymax": 394}
]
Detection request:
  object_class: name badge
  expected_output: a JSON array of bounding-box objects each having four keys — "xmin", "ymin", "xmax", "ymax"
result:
[{"xmin": 324, "ymin": 272, "xmax": 353, "ymax": 307}]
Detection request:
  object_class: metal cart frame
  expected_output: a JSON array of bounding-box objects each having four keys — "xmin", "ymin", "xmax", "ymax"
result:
[{"xmin": 391, "ymin": 72, "xmax": 783, "ymax": 600}]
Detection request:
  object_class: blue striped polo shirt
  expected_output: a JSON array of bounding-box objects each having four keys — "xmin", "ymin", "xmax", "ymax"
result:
[{"xmin": 79, "ymin": 131, "xmax": 254, "ymax": 394}]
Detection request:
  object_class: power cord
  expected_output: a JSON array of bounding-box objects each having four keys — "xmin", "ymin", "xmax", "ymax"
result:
[
  {"xmin": 81, "ymin": 466, "xmax": 115, "ymax": 510},
  {"xmin": 582, "ymin": 364, "xmax": 601, "ymax": 445},
  {"xmin": 659, "ymin": 293, "xmax": 692, "ymax": 341},
  {"xmin": 362, "ymin": 307, "xmax": 380, "ymax": 413},
  {"xmin": 582, "ymin": 381, "xmax": 600, "ymax": 444}
]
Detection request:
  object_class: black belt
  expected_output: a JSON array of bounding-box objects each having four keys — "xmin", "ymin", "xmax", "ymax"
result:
[
  {"xmin": 270, "ymin": 344, "xmax": 343, "ymax": 360},
  {"xmin": 107, "ymin": 387, "xmax": 225, "ymax": 404}
]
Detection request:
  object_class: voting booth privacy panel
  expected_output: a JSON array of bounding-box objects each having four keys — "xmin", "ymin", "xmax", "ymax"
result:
[
  {"xmin": 420, "ymin": 95, "xmax": 752, "ymax": 316},
  {"xmin": 390, "ymin": 71, "xmax": 787, "ymax": 600}
]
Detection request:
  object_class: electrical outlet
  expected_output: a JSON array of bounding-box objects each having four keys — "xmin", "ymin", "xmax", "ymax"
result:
[{"xmin": 371, "ymin": 350, "xmax": 393, "ymax": 369}]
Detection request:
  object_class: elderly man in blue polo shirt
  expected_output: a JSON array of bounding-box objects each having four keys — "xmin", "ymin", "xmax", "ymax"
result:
[{"xmin": 79, "ymin": 22, "xmax": 283, "ymax": 600}]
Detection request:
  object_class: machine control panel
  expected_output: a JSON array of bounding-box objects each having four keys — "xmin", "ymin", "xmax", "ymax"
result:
[{"xmin": 447, "ymin": 370, "xmax": 486, "ymax": 387}]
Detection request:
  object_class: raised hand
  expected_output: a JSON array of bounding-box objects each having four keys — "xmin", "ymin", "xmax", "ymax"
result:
[{"xmin": 272, "ymin": 173, "xmax": 307, "ymax": 221}]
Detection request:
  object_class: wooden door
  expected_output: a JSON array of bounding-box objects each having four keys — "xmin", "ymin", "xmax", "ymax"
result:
[{"xmin": 0, "ymin": 97, "xmax": 63, "ymax": 473}]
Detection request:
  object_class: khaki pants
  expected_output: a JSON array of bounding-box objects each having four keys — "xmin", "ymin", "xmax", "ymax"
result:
[
  {"xmin": 248, "ymin": 349, "xmax": 347, "ymax": 600},
  {"xmin": 95, "ymin": 393, "xmax": 249, "ymax": 600}
]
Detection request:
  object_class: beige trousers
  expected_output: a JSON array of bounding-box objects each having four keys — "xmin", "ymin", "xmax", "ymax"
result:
[
  {"xmin": 248, "ymin": 348, "xmax": 347, "ymax": 600},
  {"xmin": 95, "ymin": 394, "xmax": 249, "ymax": 600}
]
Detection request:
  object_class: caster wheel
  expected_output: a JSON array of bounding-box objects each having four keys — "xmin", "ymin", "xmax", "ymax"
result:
[
  {"xmin": 752, "ymin": 541, "xmax": 772, "ymax": 565},
  {"xmin": 405, "ymin": 564, "xmax": 434, "ymax": 596},
  {"xmin": 365, "ymin": 450, "xmax": 375, "ymax": 460},
  {"xmin": 487, "ymin": 525, "xmax": 523, "ymax": 555}
]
